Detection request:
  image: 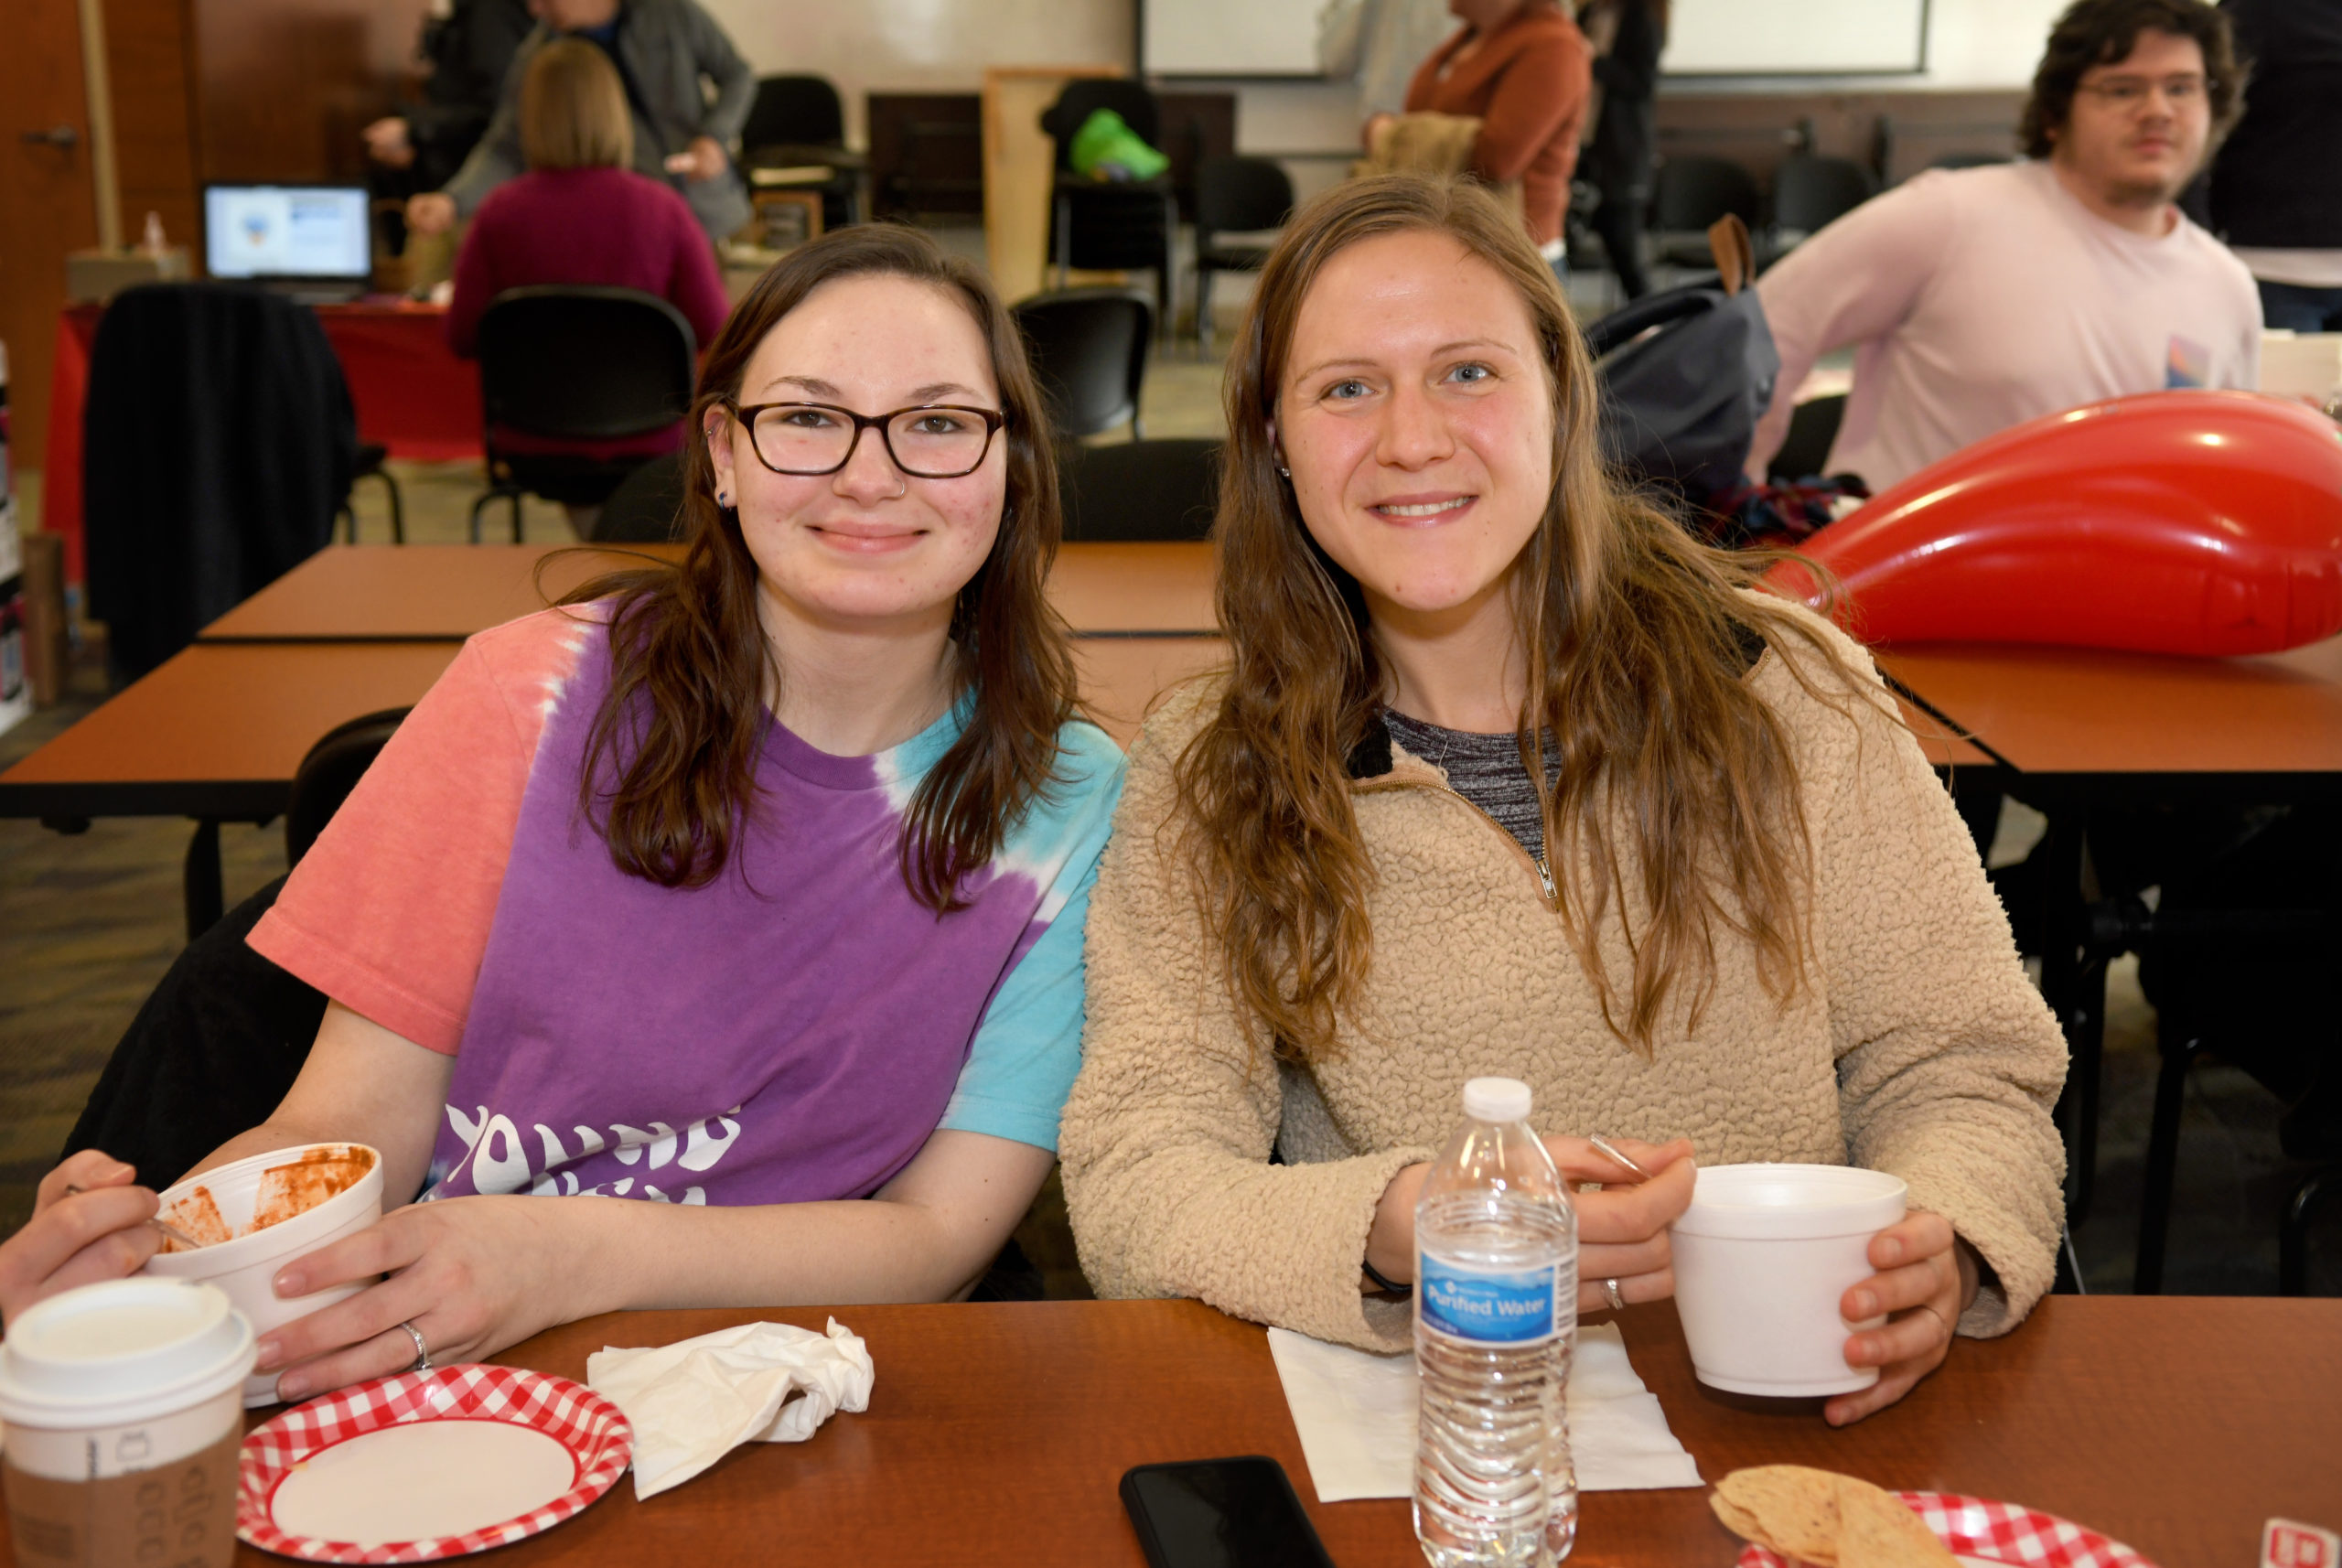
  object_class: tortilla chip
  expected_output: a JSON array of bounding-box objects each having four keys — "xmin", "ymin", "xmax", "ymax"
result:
[
  {"xmin": 1714, "ymin": 1466, "xmax": 1844, "ymax": 1567},
  {"xmin": 159, "ymin": 1185, "xmax": 233, "ymax": 1251},
  {"xmin": 1837, "ymin": 1480, "xmax": 1959, "ymax": 1568}
]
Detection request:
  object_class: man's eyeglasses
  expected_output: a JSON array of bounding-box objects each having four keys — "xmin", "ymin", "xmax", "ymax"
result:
[
  {"xmin": 2078, "ymin": 74, "xmax": 2208, "ymax": 111},
  {"xmin": 726, "ymin": 401, "xmax": 1006, "ymax": 479}
]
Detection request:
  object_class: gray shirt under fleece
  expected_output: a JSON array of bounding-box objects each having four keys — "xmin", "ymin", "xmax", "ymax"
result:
[{"xmin": 1381, "ymin": 709, "xmax": 1560, "ymax": 865}]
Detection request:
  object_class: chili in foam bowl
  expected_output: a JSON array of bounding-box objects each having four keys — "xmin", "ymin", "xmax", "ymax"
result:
[{"xmin": 143, "ymin": 1144, "xmax": 385, "ymax": 1407}]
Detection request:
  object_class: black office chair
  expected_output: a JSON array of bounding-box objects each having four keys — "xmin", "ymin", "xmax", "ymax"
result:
[
  {"xmin": 2119, "ymin": 801, "xmax": 2342, "ymax": 1295},
  {"xmin": 1012, "ymin": 290, "xmax": 1154, "ymax": 440},
  {"xmin": 1929, "ymin": 151, "xmax": 2015, "ymax": 171},
  {"xmin": 1766, "ymin": 392, "xmax": 1848, "ymax": 484},
  {"xmin": 1039, "ymin": 80, "xmax": 1177, "ymax": 336},
  {"xmin": 338, "ymin": 445, "xmax": 405, "ymax": 544},
  {"xmin": 740, "ymin": 73, "xmax": 865, "ymax": 230},
  {"xmin": 1650, "ymin": 156, "xmax": 1762, "ymax": 270},
  {"xmin": 1060, "ymin": 439, "xmax": 1219, "ymax": 542},
  {"xmin": 82, "ymin": 283, "xmax": 356, "ymax": 683},
  {"xmin": 62, "ymin": 708, "xmax": 408, "ymax": 1187},
  {"xmin": 589, "ymin": 452, "xmax": 690, "ymax": 543},
  {"xmin": 285, "ymin": 707, "xmax": 412, "ymax": 866},
  {"xmin": 1191, "ymin": 156, "xmax": 1293, "ymax": 352},
  {"xmin": 1767, "ymin": 155, "xmax": 1875, "ymax": 254},
  {"xmin": 468, "ymin": 286, "xmax": 698, "ymax": 543}
]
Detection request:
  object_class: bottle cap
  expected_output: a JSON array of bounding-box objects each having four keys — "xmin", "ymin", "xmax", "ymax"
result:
[{"xmin": 1462, "ymin": 1076, "xmax": 1532, "ymax": 1124}]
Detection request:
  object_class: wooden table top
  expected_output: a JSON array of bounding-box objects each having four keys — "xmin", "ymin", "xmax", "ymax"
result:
[
  {"xmin": 16, "ymin": 1295, "xmax": 2322, "ymax": 1568},
  {"xmin": 198, "ymin": 542, "xmax": 1220, "ymax": 642},
  {"xmin": 0, "ymin": 635, "xmax": 1227, "ymax": 819},
  {"xmin": 1881, "ymin": 635, "xmax": 2342, "ymax": 783},
  {"xmin": 0, "ymin": 641, "xmax": 460, "ymax": 821}
]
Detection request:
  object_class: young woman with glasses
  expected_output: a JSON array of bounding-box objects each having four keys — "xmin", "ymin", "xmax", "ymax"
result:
[
  {"xmin": 1058, "ymin": 176, "xmax": 2068, "ymax": 1426},
  {"xmin": 5, "ymin": 227, "xmax": 1123, "ymax": 1397}
]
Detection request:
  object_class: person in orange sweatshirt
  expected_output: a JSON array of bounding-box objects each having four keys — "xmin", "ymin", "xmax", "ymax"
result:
[{"xmin": 1368, "ymin": 0, "xmax": 1593, "ymax": 275}]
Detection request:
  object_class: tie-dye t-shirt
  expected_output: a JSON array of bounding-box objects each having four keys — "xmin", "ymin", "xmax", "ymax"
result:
[{"xmin": 249, "ymin": 607, "xmax": 1124, "ymax": 1208}]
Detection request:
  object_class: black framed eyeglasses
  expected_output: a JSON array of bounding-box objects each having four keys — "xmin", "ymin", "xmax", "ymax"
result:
[{"xmin": 727, "ymin": 400, "xmax": 1006, "ymax": 479}]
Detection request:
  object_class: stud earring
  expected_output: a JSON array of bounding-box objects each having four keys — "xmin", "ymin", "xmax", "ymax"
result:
[
  {"xmin": 1276, "ymin": 466, "xmax": 1290, "ymax": 478},
  {"xmin": 717, "ymin": 491, "xmax": 730, "ymax": 507}
]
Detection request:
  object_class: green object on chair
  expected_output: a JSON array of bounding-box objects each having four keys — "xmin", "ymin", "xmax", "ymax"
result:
[{"xmin": 1069, "ymin": 108, "xmax": 1169, "ymax": 182}]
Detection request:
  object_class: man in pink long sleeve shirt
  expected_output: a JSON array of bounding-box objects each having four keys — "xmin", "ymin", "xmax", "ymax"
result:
[{"xmin": 1747, "ymin": 0, "xmax": 2261, "ymax": 494}]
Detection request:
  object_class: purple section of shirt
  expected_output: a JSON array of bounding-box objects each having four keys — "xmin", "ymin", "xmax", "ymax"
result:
[{"xmin": 423, "ymin": 628, "xmax": 1045, "ymax": 1208}]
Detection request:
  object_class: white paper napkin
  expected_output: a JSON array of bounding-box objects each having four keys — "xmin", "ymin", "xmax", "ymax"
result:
[
  {"xmin": 586, "ymin": 1317, "xmax": 875, "ymax": 1499},
  {"xmin": 1265, "ymin": 1323, "xmax": 1703, "ymax": 1503}
]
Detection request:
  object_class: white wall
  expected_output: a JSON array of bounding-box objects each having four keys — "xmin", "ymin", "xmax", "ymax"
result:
[{"xmin": 693, "ymin": 0, "xmax": 2069, "ymax": 156}]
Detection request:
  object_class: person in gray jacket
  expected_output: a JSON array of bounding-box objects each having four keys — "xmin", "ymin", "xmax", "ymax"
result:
[{"xmin": 404, "ymin": 0, "xmax": 756, "ymax": 244}]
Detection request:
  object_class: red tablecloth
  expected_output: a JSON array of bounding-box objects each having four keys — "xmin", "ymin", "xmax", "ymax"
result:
[{"xmin": 42, "ymin": 300, "xmax": 485, "ymax": 582}]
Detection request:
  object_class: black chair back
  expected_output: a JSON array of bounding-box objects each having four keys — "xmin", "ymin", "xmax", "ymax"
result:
[
  {"xmin": 743, "ymin": 74, "xmax": 846, "ymax": 155},
  {"xmin": 82, "ymin": 283, "xmax": 355, "ymax": 682},
  {"xmin": 1040, "ymin": 80, "xmax": 1161, "ymax": 171},
  {"xmin": 286, "ymin": 707, "xmax": 410, "ymax": 866},
  {"xmin": 1196, "ymin": 156, "xmax": 1293, "ymax": 239},
  {"xmin": 591, "ymin": 452, "xmax": 690, "ymax": 542},
  {"xmin": 1767, "ymin": 392, "xmax": 1847, "ymax": 484},
  {"xmin": 1012, "ymin": 291, "xmax": 1154, "ymax": 439},
  {"xmin": 1770, "ymin": 155, "xmax": 1875, "ymax": 236},
  {"xmin": 1929, "ymin": 151, "xmax": 2014, "ymax": 171},
  {"xmin": 477, "ymin": 286, "xmax": 697, "ymax": 442},
  {"xmin": 1653, "ymin": 156, "xmax": 1761, "ymax": 231},
  {"xmin": 1060, "ymin": 439, "xmax": 1219, "ymax": 542}
]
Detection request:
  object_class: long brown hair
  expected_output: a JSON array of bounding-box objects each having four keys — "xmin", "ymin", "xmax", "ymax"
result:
[
  {"xmin": 564, "ymin": 225, "xmax": 1079, "ymax": 910},
  {"xmin": 1177, "ymin": 174, "xmax": 1874, "ymax": 1060}
]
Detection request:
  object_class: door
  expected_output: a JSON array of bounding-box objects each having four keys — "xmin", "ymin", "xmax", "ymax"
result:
[{"xmin": 0, "ymin": 0, "xmax": 102, "ymax": 474}]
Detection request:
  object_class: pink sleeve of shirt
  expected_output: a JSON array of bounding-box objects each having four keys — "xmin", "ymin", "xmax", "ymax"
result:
[
  {"xmin": 247, "ymin": 611, "xmax": 587, "ymax": 1053},
  {"xmin": 1747, "ymin": 174, "xmax": 1959, "ymax": 477}
]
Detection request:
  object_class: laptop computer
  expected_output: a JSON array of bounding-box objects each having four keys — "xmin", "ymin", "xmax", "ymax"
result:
[{"xmin": 204, "ymin": 184, "xmax": 374, "ymax": 305}]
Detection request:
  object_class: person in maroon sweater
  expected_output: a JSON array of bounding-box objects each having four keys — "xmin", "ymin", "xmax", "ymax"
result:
[
  {"xmin": 446, "ymin": 37, "xmax": 729, "ymax": 527},
  {"xmin": 447, "ymin": 37, "xmax": 729, "ymax": 357}
]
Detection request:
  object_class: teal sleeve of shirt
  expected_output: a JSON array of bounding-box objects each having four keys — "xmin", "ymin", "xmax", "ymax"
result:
[{"xmin": 938, "ymin": 724, "xmax": 1126, "ymax": 1153}]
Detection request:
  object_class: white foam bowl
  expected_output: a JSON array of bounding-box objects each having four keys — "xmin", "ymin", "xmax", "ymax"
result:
[
  {"xmin": 142, "ymin": 1144, "xmax": 384, "ymax": 1406},
  {"xmin": 1669, "ymin": 1162, "xmax": 1907, "ymax": 1398}
]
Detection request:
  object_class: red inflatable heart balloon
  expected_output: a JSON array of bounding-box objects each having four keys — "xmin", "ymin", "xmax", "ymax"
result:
[{"xmin": 1765, "ymin": 391, "xmax": 2342, "ymax": 654}]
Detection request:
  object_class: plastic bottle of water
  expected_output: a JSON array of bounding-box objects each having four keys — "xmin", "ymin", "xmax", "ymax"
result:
[{"xmin": 1413, "ymin": 1077, "xmax": 1578, "ymax": 1568}]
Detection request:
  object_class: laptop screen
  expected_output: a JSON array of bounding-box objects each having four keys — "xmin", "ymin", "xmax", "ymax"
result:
[{"xmin": 205, "ymin": 186, "xmax": 371, "ymax": 281}]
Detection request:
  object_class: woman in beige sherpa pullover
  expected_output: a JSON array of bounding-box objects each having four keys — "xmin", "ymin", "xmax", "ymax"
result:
[{"xmin": 1058, "ymin": 175, "xmax": 2068, "ymax": 1427}]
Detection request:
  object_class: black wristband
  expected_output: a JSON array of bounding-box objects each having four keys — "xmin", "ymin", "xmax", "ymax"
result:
[{"xmin": 1361, "ymin": 1257, "xmax": 1412, "ymax": 1297}]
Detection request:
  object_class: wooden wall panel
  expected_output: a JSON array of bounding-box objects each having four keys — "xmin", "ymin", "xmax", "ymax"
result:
[
  {"xmin": 189, "ymin": 0, "xmax": 430, "ymax": 184},
  {"xmin": 102, "ymin": 0, "xmax": 202, "ymax": 252},
  {"xmin": 1654, "ymin": 89, "xmax": 2025, "ymax": 189}
]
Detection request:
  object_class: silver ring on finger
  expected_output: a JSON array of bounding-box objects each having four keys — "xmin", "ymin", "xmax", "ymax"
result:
[
  {"xmin": 1601, "ymin": 1277, "xmax": 1626, "ymax": 1314},
  {"xmin": 398, "ymin": 1319, "xmax": 431, "ymax": 1374}
]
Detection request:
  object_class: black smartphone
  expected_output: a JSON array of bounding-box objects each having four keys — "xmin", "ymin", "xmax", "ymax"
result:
[{"xmin": 1119, "ymin": 1456, "xmax": 1338, "ymax": 1568}]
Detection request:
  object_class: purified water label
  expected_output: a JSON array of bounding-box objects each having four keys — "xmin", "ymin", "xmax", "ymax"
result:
[{"xmin": 1417, "ymin": 1256, "xmax": 1558, "ymax": 1344}]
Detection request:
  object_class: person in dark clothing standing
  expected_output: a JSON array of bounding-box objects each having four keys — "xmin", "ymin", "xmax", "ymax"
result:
[
  {"xmin": 2208, "ymin": 0, "xmax": 2342, "ymax": 328},
  {"xmin": 1576, "ymin": 0, "xmax": 1665, "ymax": 299},
  {"xmin": 364, "ymin": 0, "xmax": 539, "ymax": 199},
  {"xmin": 406, "ymin": 0, "xmax": 757, "ymax": 244}
]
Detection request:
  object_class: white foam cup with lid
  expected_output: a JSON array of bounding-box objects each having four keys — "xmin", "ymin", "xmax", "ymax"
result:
[
  {"xmin": 0, "ymin": 1278, "xmax": 255, "ymax": 1568},
  {"xmin": 1668, "ymin": 1163, "xmax": 1908, "ymax": 1397},
  {"xmin": 142, "ymin": 1143, "xmax": 385, "ymax": 1405}
]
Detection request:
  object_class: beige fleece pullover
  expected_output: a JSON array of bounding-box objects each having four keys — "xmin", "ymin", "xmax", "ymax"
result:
[{"xmin": 1059, "ymin": 610, "xmax": 2068, "ymax": 1355}]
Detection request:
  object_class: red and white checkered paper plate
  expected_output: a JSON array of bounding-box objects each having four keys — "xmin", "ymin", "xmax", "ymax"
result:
[
  {"xmin": 1735, "ymin": 1492, "xmax": 2159, "ymax": 1568},
  {"xmin": 238, "ymin": 1364, "xmax": 632, "ymax": 1563}
]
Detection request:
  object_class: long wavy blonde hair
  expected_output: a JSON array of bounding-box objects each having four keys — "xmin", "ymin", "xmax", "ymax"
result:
[{"xmin": 1175, "ymin": 173, "xmax": 1872, "ymax": 1061}]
